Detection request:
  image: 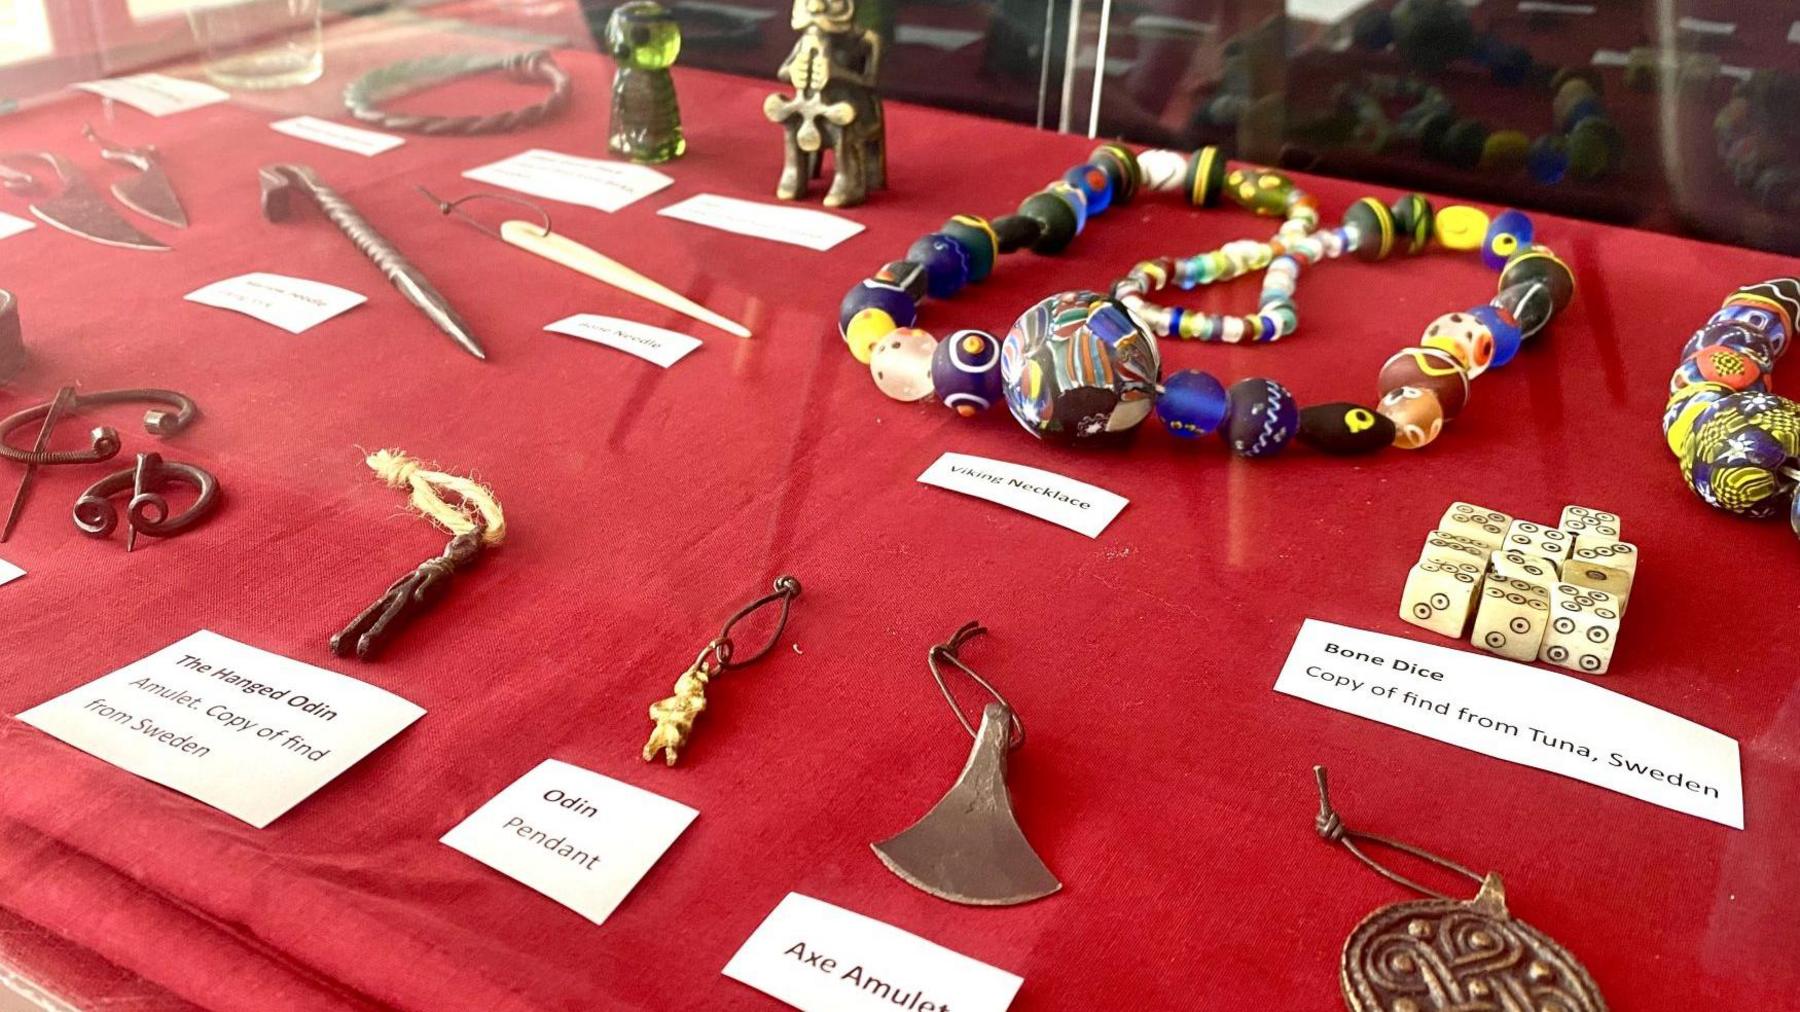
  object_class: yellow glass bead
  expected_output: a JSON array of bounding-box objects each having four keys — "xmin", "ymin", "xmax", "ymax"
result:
[
  {"xmin": 845, "ymin": 307, "xmax": 898, "ymax": 364},
  {"xmin": 1434, "ymin": 206, "xmax": 1489, "ymax": 251}
]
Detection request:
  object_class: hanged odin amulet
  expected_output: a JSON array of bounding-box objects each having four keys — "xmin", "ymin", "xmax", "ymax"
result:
[{"xmin": 1339, "ymin": 873, "xmax": 1606, "ymax": 1012}]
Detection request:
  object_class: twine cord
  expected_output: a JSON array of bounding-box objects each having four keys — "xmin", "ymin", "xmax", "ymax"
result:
[{"xmin": 365, "ymin": 449, "xmax": 506, "ymax": 546}]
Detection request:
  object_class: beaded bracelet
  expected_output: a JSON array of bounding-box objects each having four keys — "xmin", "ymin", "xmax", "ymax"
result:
[
  {"xmin": 1662, "ymin": 278, "xmax": 1800, "ymax": 536},
  {"xmin": 837, "ymin": 145, "xmax": 1576, "ymax": 457},
  {"xmin": 343, "ymin": 51, "xmax": 572, "ymax": 136}
]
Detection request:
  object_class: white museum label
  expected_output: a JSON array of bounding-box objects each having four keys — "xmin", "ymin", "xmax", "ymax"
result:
[
  {"xmin": 185, "ymin": 272, "xmax": 367, "ymax": 334},
  {"xmin": 0, "ymin": 557, "xmax": 22, "ymax": 588},
  {"xmin": 462, "ymin": 149, "xmax": 672, "ymax": 213},
  {"xmin": 657, "ymin": 194, "xmax": 864, "ymax": 252},
  {"xmin": 0, "ymin": 212, "xmax": 34, "ymax": 240},
  {"xmin": 72, "ymin": 74, "xmax": 228, "ymax": 116},
  {"xmin": 723, "ymin": 893, "xmax": 1024, "ymax": 1012},
  {"xmin": 269, "ymin": 116, "xmax": 405, "ymax": 157},
  {"xmin": 1677, "ymin": 16, "xmax": 1734, "ymax": 35},
  {"xmin": 544, "ymin": 314, "xmax": 702, "ymax": 368},
  {"xmin": 1274, "ymin": 619, "xmax": 1743, "ymax": 828},
  {"xmin": 440, "ymin": 759, "xmax": 696, "ymax": 925},
  {"xmin": 15, "ymin": 630, "xmax": 425, "ymax": 828},
  {"xmin": 917, "ymin": 452, "xmax": 1128, "ymax": 538}
]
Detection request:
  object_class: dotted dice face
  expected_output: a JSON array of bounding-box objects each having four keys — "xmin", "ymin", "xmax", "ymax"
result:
[
  {"xmin": 1471, "ymin": 573, "xmax": 1550, "ymax": 662},
  {"xmin": 1561, "ymin": 560, "xmax": 1631, "ymax": 614},
  {"xmin": 1420, "ymin": 530, "xmax": 1492, "ymax": 568},
  {"xmin": 1503, "ymin": 520, "xmax": 1572, "ymax": 568},
  {"xmin": 1539, "ymin": 582, "xmax": 1622, "ymax": 675},
  {"xmin": 1400, "ymin": 558, "xmax": 1484, "ymax": 638},
  {"xmin": 1571, "ymin": 539, "xmax": 1638, "ymax": 579},
  {"xmin": 1488, "ymin": 550, "xmax": 1557, "ymax": 585},
  {"xmin": 1439, "ymin": 502, "xmax": 1513, "ymax": 549},
  {"xmin": 1559, "ymin": 505, "xmax": 1620, "ymax": 543}
]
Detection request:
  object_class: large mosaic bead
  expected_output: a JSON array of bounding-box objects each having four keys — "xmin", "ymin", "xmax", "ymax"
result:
[
  {"xmin": 1155, "ymin": 369, "xmax": 1228, "ymax": 438},
  {"xmin": 1063, "ymin": 162, "xmax": 1114, "ymax": 216},
  {"xmin": 906, "ymin": 233, "xmax": 972, "ymax": 300},
  {"xmin": 1298, "ymin": 402, "xmax": 1394, "ymax": 454},
  {"xmin": 1377, "ymin": 386, "xmax": 1445, "ymax": 449},
  {"xmin": 1662, "ymin": 381, "xmax": 1733, "ymax": 457},
  {"xmin": 1017, "ymin": 191, "xmax": 1079, "ymax": 254},
  {"xmin": 1481, "ymin": 208, "xmax": 1533, "ymax": 271},
  {"xmin": 1672, "ymin": 344, "xmax": 1766, "ymax": 393},
  {"xmin": 1719, "ymin": 277, "xmax": 1800, "ymax": 358},
  {"xmin": 1379, "ymin": 346, "xmax": 1469, "ymax": 418},
  {"xmin": 931, "ymin": 329, "xmax": 1002, "ymax": 416},
  {"xmin": 869, "ymin": 327, "xmax": 939, "ymax": 402},
  {"xmin": 1001, "ymin": 290, "xmax": 1162, "ymax": 442},
  {"xmin": 1680, "ymin": 391, "xmax": 1800, "ymax": 516},
  {"xmin": 1682, "ymin": 320, "xmax": 1776, "ymax": 373},
  {"xmin": 1419, "ymin": 311, "xmax": 1495, "ymax": 379},
  {"xmin": 1223, "ymin": 378, "xmax": 1298, "ymax": 457},
  {"xmin": 939, "ymin": 216, "xmax": 998, "ymax": 283},
  {"xmin": 839, "ymin": 279, "xmax": 916, "ymax": 337}
]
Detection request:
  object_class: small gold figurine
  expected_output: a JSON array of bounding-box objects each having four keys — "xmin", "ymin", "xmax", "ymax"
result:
[
  {"xmin": 638, "ymin": 576, "xmax": 802, "ymax": 767},
  {"xmin": 642, "ymin": 650, "xmax": 716, "ymax": 766}
]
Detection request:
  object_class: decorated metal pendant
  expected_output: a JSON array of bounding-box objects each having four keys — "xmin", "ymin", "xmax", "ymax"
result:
[{"xmin": 1316, "ymin": 767, "xmax": 1607, "ymax": 1012}]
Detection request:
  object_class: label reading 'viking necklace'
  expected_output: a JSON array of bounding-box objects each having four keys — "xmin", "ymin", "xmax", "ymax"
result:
[
  {"xmin": 440, "ymin": 758, "xmax": 696, "ymax": 926},
  {"xmin": 14, "ymin": 630, "xmax": 425, "ymax": 828},
  {"xmin": 1275, "ymin": 619, "xmax": 1743, "ymax": 828},
  {"xmin": 724, "ymin": 893, "xmax": 1024, "ymax": 1012},
  {"xmin": 918, "ymin": 452, "xmax": 1129, "ymax": 538}
]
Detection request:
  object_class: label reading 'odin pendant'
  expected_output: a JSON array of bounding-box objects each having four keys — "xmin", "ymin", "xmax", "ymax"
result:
[{"xmin": 1340, "ymin": 874, "xmax": 1606, "ymax": 1012}]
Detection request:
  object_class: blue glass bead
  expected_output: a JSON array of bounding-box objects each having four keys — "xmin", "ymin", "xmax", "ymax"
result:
[
  {"xmin": 1469, "ymin": 304, "xmax": 1522, "ymax": 367},
  {"xmin": 838, "ymin": 278, "xmax": 917, "ymax": 337},
  {"xmin": 1223, "ymin": 378, "xmax": 1298, "ymax": 457},
  {"xmin": 1683, "ymin": 321, "xmax": 1776, "ymax": 372},
  {"xmin": 1481, "ymin": 208, "xmax": 1534, "ymax": 271},
  {"xmin": 1062, "ymin": 163, "xmax": 1114, "ymax": 216},
  {"xmin": 931, "ymin": 329, "xmax": 1003, "ymax": 417},
  {"xmin": 1526, "ymin": 136, "xmax": 1568, "ymax": 184},
  {"xmin": 1156, "ymin": 369, "xmax": 1227, "ymax": 438},
  {"xmin": 905, "ymin": 233, "xmax": 972, "ymax": 300}
]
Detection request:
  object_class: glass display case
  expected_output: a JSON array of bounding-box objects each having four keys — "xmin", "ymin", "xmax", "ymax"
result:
[{"xmin": 0, "ymin": 1, "xmax": 1796, "ymax": 1010}]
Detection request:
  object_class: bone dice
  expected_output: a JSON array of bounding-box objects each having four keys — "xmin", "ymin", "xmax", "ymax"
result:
[
  {"xmin": 1570, "ymin": 539, "xmax": 1638, "ymax": 580},
  {"xmin": 1420, "ymin": 530, "xmax": 1492, "ymax": 568},
  {"xmin": 1400, "ymin": 557, "xmax": 1484, "ymax": 637},
  {"xmin": 1539, "ymin": 582, "xmax": 1623, "ymax": 674},
  {"xmin": 1559, "ymin": 505, "xmax": 1620, "ymax": 543},
  {"xmin": 1489, "ymin": 549, "xmax": 1557, "ymax": 586},
  {"xmin": 1405, "ymin": 502, "xmax": 1641, "ymax": 674},
  {"xmin": 1439, "ymin": 501, "xmax": 1513, "ymax": 549},
  {"xmin": 1502, "ymin": 519, "xmax": 1572, "ymax": 571},
  {"xmin": 1471, "ymin": 573, "xmax": 1551, "ymax": 662}
]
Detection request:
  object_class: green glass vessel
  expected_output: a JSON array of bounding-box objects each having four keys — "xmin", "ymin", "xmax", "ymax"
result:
[{"xmin": 607, "ymin": 1, "xmax": 686, "ymax": 164}]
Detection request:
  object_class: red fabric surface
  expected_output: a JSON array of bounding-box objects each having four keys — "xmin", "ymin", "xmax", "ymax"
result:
[{"xmin": 2, "ymin": 50, "xmax": 1799, "ymax": 1011}]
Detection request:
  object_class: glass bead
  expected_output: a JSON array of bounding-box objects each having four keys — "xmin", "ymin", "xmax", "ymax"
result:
[
  {"xmin": 1001, "ymin": 290, "xmax": 1162, "ymax": 442},
  {"xmin": 905, "ymin": 233, "xmax": 972, "ymax": 300},
  {"xmin": 1481, "ymin": 209, "xmax": 1534, "ymax": 271},
  {"xmin": 869, "ymin": 327, "xmax": 939, "ymax": 402},
  {"xmin": 839, "ymin": 278, "xmax": 916, "ymax": 336},
  {"xmin": 931, "ymin": 329, "xmax": 1003, "ymax": 416},
  {"xmin": 844, "ymin": 307, "xmax": 897, "ymax": 364},
  {"xmin": 1377, "ymin": 386, "xmax": 1445, "ymax": 450},
  {"xmin": 1223, "ymin": 378, "xmax": 1298, "ymax": 457},
  {"xmin": 1156, "ymin": 370, "xmax": 1228, "ymax": 438},
  {"xmin": 1062, "ymin": 162, "xmax": 1114, "ymax": 216}
]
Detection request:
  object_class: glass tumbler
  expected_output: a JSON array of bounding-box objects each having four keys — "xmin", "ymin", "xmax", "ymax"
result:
[{"xmin": 186, "ymin": 0, "xmax": 324, "ymax": 90}]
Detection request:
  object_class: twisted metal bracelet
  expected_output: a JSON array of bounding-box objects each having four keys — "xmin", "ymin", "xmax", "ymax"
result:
[{"xmin": 342, "ymin": 50, "xmax": 572, "ymax": 136}]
